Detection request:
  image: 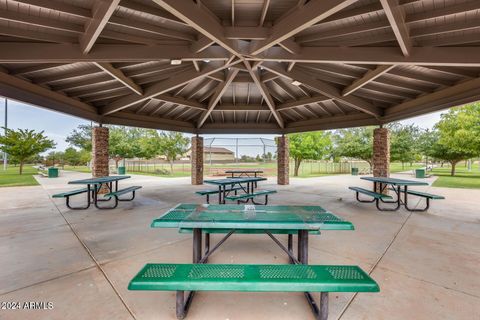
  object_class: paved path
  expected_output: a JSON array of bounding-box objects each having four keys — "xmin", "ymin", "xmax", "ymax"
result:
[{"xmin": 0, "ymin": 172, "xmax": 479, "ymax": 319}]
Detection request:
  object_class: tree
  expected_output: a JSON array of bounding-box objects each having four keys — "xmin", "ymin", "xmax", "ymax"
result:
[
  {"xmin": 288, "ymin": 131, "xmax": 332, "ymax": 176},
  {"xmin": 159, "ymin": 132, "xmax": 189, "ymax": 174},
  {"xmin": 0, "ymin": 128, "xmax": 55, "ymax": 174},
  {"xmin": 417, "ymin": 129, "xmax": 439, "ymax": 167},
  {"xmin": 64, "ymin": 147, "xmax": 81, "ymax": 166},
  {"xmin": 66, "ymin": 124, "xmax": 93, "ymax": 151},
  {"xmin": 432, "ymin": 103, "xmax": 480, "ymax": 176},
  {"xmin": 389, "ymin": 123, "xmax": 420, "ymax": 169},
  {"xmin": 334, "ymin": 127, "xmax": 374, "ymax": 167},
  {"xmin": 109, "ymin": 126, "xmax": 147, "ymax": 167},
  {"xmin": 46, "ymin": 151, "xmax": 65, "ymax": 167}
]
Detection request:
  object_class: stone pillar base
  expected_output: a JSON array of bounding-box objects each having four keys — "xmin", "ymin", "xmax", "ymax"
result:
[
  {"xmin": 373, "ymin": 127, "xmax": 390, "ymax": 194},
  {"xmin": 191, "ymin": 136, "xmax": 203, "ymax": 185},
  {"xmin": 92, "ymin": 126, "xmax": 109, "ymax": 193},
  {"xmin": 276, "ymin": 135, "xmax": 289, "ymax": 185}
]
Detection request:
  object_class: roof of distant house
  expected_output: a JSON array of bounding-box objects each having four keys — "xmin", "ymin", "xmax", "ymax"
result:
[{"xmin": 204, "ymin": 147, "xmax": 234, "ymax": 154}]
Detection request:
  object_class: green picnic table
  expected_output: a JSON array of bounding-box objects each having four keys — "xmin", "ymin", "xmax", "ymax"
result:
[
  {"xmin": 146, "ymin": 203, "xmax": 357, "ymax": 318},
  {"xmin": 350, "ymin": 176, "xmax": 440, "ymax": 211},
  {"xmin": 204, "ymin": 177, "xmax": 267, "ymax": 204},
  {"xmin": 63, "ymin": 175, "xmax": 141, "ymax": 209}
]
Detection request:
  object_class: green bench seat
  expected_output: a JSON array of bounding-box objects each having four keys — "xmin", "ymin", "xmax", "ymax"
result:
[
  {"xmin": 392, "ymin": 188, "xmax": 444, "ymax": 211},
  {"xmin": 52, "ymin": 188, "xmax": 90, "ymax": 198},
  {"xmin": 397, "ymin": 189, "xmax": 445, "ymax": 199},
  {"xmin": 348, "ymin": 187, "xmax": 392, "ymax": 200},
  {"xmin": 195, "ymin": 186, "xmax": 243, "ymax": 203},
  {"xmin": 98, "ymin": 186, "xmax": 142, "ymax": 209},
  {"xmin": 104, "ymin": 185, "xmax": 142, "ymax": 198},
  {"xmin": 224, "ymin": 189, "xmax": 276, "ymax": 205},
  {"xmin": 52, "ymin": 188, "xmax": 92, "ymax": 210},
  {"xmin": 129, "ymin": 263, "xmax": 379, "ymax": 319}
]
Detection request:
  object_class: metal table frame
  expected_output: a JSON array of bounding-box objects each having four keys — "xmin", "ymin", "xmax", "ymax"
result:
[
  {"xmin": 204, "ymin": 177, "xmax": 267, "ymax": 204},
  {"xmin": 359, "ymin": 177, "xmax": 429, "ymax": 211},
  {"xmin": 152, "ymin": 204, "xmax": 354, "ymax": 320},
  {"xmin": 68, "ymin": 175, "xmax": 131, "ymax": 209},
  {"xmin": 225, "ymin": 170, "xmax": 264, "ymax": 187}
]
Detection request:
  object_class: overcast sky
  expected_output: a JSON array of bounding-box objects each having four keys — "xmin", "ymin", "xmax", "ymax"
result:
[{"xmin": 1, "ymin": 97, "xmax": 443, "ymax": 152}]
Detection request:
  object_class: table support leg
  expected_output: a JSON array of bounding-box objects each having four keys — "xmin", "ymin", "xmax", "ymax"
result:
[
  {"xmin": 218, "ymin": 185, "xmax": 222, "ymax": 204},
  {"xmin": 298, "ymin": 230, "xmax": 308, "ymax": 264},
  {"xmin": 193, "ymin": 228, "xmax": 202, "ymax": 263},
  {"xmin": 319, "ymin": 292, "xmax": 329, "ymax": 320},
  {"xmin": 288, "ymin": 234, "xmax": 293, "ymax": 264},
  {"xmin": 176, "ymin": 291, "xmax": 186, "ymax": 320}
]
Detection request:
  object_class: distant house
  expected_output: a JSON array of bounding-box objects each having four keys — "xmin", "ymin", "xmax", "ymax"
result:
[{"xmin": 204, "ymin": 147, "xmax": 235, "ymax": 162}]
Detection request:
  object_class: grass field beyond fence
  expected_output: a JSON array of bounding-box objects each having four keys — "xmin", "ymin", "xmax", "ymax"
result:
[
  {"xmin": 432, "ymin": 163, "xmax": 480, "ymax": 189},
  {"xmin": 0, "ymin": 165, "xmax": 39, "ymax": 187}
]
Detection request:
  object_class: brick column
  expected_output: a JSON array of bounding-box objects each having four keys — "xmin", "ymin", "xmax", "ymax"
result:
[
  {"xmin": 276, "ymin": 135, "xmax": 289, "ymax": 185},
  {"xmin": 373, "ymin": 127, "xmax": 390, "ymax": 193},
  {"xmin": 92, "ymin": 126, "xmax": 109, "ymax": 178},
  {"xmin": 191, "ymin": 136, "xmax": 203, "ymax": 185}
]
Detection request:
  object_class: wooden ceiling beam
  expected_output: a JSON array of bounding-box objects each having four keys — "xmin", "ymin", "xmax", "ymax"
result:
[
  {"xmin": 151, "ymin": 0, "xmax": 240, "ymax": 56},
  {"xmin": 108, "ymin": 16, "xmax": 195, "ymax": 41},
  {"xmin": 0, "ymin": 43, "xmax": 230, "ymax": 63},
  {"xmin": 262, "ymin": 62, "xmax": 383, "ymax": 118},
  {"xmin": 11, "ymin": 0, "xmax": 91, "ymax": 19},
  {"xmin": 250, "ymin": 0, "xmax": 357, "ymax": 55},
  {"xmin": 154, "ymin": 94, "xmax": 206, "ymax": 111},
  {"xmin": 100, "ymin": 60, "xmax": 240, "ymax": 115},
  {"xmin": 259, "ymin": 0, "xmax": 271, "ymax": 27},
  {"xmin": 198, "ymin": 69, "xmax": 240, "ymax": 127},
  {"xmin": 343, "ymin": 65, "xmax": 396, "ymax": 96},
  {"xmin": 276, "ymin": 95, "xmax": 331, "ymax": 111},
  {"xmin": 255, "ymin": 47, "xmax": 480, "ymax": 66},
  {"xmin": 0, "ymin": 71, "xmax": 99, "ymax": 121},
  {"xmin": 118, "ymin": 0, "xmax": 188, "ymax": 27},
  {"xmin": 245, "ymin": 61, "xmax": 284, "ymax": 128},
  {"xmin": 80, "ymin": 0, "xmax": 121, "ymax": 54},
  {"xmin": 380, "ymin": 0, "xmax": 411, "ymax": 56},
  {"xmin": 93, "ymin": 62, "xmax": 143, "ymax": 95}
]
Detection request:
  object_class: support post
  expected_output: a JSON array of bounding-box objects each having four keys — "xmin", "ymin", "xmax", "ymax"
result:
[
  {"xmin": 191, "ymin": 135, "xmax": 203, "ymax": 185},
  {"xmin": 373, "ymin": 127, "xmax": 390, "ymax": 193},
  {"xmin": 276, "ymin": 135, "xmax": 289, "ymax": 185},
  {"xmin": 92, "ymin": 126, "xmax": 109, "ymax": 192},
  {"xmin": 3, "ymin": 98, "xmax": 7, "ymax": 171}
]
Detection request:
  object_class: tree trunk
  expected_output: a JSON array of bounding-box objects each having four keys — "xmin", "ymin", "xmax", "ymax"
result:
[
  {"xmin": 294, "ymin": 158, "xmax": 302, "ymax": 177},
  {"xmin": 450, "ymin": 161, "xmax": 458, "ymax": 176},
  {"xmin": 402, "ymin": 162, "xmax": 405, "ymax": 170},
  {"xmin": 19, "ymin": 161, "xmax": 24, "ymax": 175},
  {"xmin": 115, "ymin": 158, "xmax": 120, "ymax": 168},
  {"xmin": 170, "ymin": 160, "xmax": 174, "ymax": 175}
]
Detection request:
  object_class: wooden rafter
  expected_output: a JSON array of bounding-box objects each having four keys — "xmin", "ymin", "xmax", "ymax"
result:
[
  {"xmin": 101, "ymin": 60, "xmax": 241, "ymax": 115},
  {"xmin": 151, "ymin": 0, "xmax": 240, "ymax": 56},
  {"xmin": 250, "ymin": 0, "xmax": 357, "ymax": 55},
  {"xmin": 80, "ymin": 0, "xmax": 121, "ymax": 54},
  {"xmin": 262, "ymin": 62, "xmax": 383, "ymax": 118},
  {"xmin": 245, "ymin": 61, "xmax": 284, "ymax": 128},
  {"xmin": 93, "ymin": 62, "xmax": 143, "ymax": 95},
  {"xmin": 380, "ymin": 0, "xmax": 411, "ymax": 56},
  {"xmin": 342, "ymin": 65, "xmax": 396, "ymax": 96},
  {"xmin": 198, "ymin": 69, "xmax": 239, "ymax": 128}
]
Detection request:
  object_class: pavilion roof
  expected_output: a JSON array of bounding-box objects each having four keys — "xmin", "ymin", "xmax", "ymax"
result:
[{"xmin": 0, "ymin": 0, "xmax": 479, "ymax": 133}]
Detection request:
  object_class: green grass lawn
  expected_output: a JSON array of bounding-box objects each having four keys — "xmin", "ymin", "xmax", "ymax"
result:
[
  {"xmin": 390, "ymin": 163, "xmax": 424, "ymax": 173},
  {"xmin": 0, "ymin": 165, "xmax": 39, "ymax": 187},
  {"xmin": 432, "ymin": 163, "xmax": 480, "ymax": 189}
]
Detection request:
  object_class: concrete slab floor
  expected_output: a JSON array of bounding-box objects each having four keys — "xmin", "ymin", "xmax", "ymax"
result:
[{"xmin": 0, "ymin": 171, "xmax": 479, "ymax": 319}]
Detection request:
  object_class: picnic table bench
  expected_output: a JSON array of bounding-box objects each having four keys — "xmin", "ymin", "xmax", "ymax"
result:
[
  {"xmin": 202, "ymin": 177, "xmax": 271, "ymax": 204},
  {"xmin": 52, "ymin": 176, "xmax": 142, "ymax": 210},
  {"xmin": 129, "ymin": 204, "xmax": 378, "ymax": 319},
  {"xmin": 349, "ymin": 177, "xmax": 444, "ymax": 211},
  {"xmin": 129, "ymin": 263, "xmax": 379, "ymax": 320}
]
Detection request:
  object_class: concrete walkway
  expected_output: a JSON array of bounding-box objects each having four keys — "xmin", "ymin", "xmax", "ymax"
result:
[{"xmin": 0, "ymin": 171, "xmax": 479, "ymax": 320}]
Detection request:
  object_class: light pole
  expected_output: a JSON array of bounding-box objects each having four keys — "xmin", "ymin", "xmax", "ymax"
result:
[{"xmin": 3, "ymin": 98, "xmax": 7, "ymax": 171}]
